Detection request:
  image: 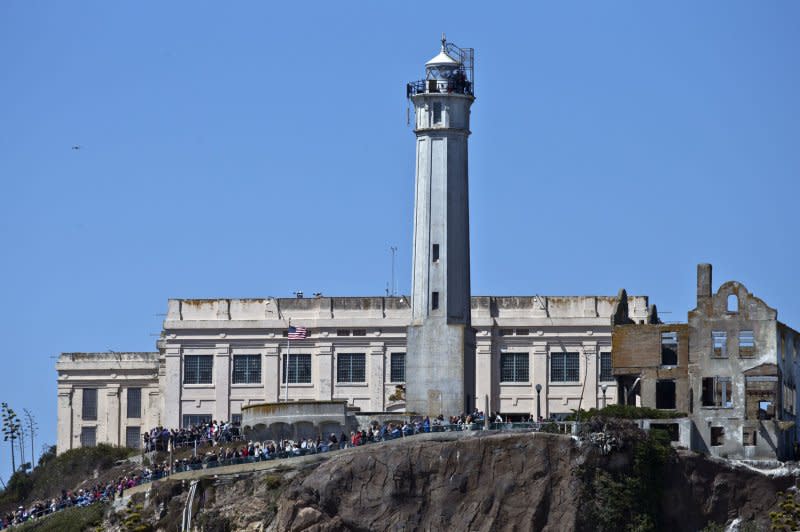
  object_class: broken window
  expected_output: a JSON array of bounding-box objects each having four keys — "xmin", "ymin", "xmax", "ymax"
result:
[
  {"xmin": 656, "ymin": 380, "xmax": 676, "ymax": 409},
  {"xmin": 712, "ymin": 331, "xmax": 727, "ymax": 358},
  {"xmin": 727, "ymin": 294, "xmax": 738, "ymax": 313},
  {"xmin": 710, "ymin": 426, "xmax": 725, "ymax": 446},
  {"xmin": 739, "ymin": 330, "xmax": 755, "ymax": 358},
  {"xmin": 661, "ymin": 332, "xmax": 678, "ymax": 366},
  {"xmin": 742, "ymin": 427, "xmax": 757, "ymax": 446},
  {"xmin": 745, "ymin": 375, "xmax": 777, "ymax": 420},
  {"xmin": 701, "ymin": 377, "xmax": 733, "ymax": 408}
]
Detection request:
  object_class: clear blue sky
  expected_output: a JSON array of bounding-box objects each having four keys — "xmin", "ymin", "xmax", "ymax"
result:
[{"xmin": 0, "ymin": 1, "xmax": 798, "ymax": 477}]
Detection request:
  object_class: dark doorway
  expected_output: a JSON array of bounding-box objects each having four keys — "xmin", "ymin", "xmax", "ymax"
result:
[{"xmin": 656, "ymin": 380, "xmax": 676, "ymax": 409}]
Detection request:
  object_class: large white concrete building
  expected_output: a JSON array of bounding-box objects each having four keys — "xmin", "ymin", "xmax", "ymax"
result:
[
  {"xmin": 56, "ymin": 294, "xmax": 651, "ymax": 451},
  {"xmin": 55, "ymin": 39, "xmax": 653, "ymax": 452}
]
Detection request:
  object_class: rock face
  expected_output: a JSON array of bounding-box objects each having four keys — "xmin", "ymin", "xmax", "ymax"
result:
[
  {"xmin": 270, "ymin": 432, "xmax": 582, "ymax": 532},
  {"xmin": 120, "ymin": 429, "xmax": 797, "ymax": 531}
]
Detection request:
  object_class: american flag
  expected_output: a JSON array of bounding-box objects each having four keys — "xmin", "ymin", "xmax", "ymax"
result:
[{"xmin": 288, "ymin": 326, "xmax": 308, "ymax": 339}]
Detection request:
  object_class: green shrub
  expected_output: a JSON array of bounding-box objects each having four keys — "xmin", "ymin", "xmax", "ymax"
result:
[
  {"xmin": 12, "ymin": 503, "xmax": 106, "ymax": 532},
  {"xmin": 567, "ymin": 404, "xmax": 688, "ymax": 422}
]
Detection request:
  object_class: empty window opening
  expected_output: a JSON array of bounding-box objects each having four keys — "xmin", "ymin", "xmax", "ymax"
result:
[
  {"xmin": 702, "ymin": 377, "xmax": 733, "ymax": 408},
  {"xmin": 351, "ymin": 329, "xmax": 367, "ymax": 337},
  {"xmin": 739, "ymin": 330, "xmax": 755, "ymax": 357},
  {"xmin": 432, "ymin": 244, "xmax": 440, "ymax": 262},
  {"xmin": 781, "ymin": 335, "xmax": 786, "ymax": 361},
  {"xmin": 432, "ymin": 102, "xmax": 443, "ymax": 124},
  {"xmin": 742, "ymin": 427, "xmax": 757, "ymax": 446},
  {"xmin": 650, "ymin": 423, "xmax": 680, "ymax": 442},
  {"xmin": 336, "ymin": 329, "xmax": 351, "ymax": 336},
  {"xmin": 727, "ymin": 294, "xmax": 738, "ymax": 313},
  {"xmin": 516, "ymin": 328, "xmax": 529, "ymax": 336},
  {"xmin": 431, "ymin": 291, "xmax": 439, "ymax": 310},
  {"xmin": 759, "ymin": 400, "xmax": 775, "ymax": 420},
  {"xmin": 499, "ymin": 328, "xmax": 514, "ymax": 336},
  {"xmin": 712, "ymin": 331, "xmax": 727, "ymax": 358},
  {"xmin": 656, "ymin": 380, "xmax": 677, "ymax": 409},
  {"xmin": 661, "ymin": 332, "xmax": 678, "ymax": 366},
  {"xmin": 745, "ymin": 375, "xmax": 777, "ymax": 420},
  {"xmin": 710, "ymin": 426, "xmax": 725, "ymax": 447}
]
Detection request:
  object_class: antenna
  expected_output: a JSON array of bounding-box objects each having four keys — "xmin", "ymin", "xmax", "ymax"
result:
[{"xmin": 390, "ymin": 246, "xmax": 398, "ymax": 296}]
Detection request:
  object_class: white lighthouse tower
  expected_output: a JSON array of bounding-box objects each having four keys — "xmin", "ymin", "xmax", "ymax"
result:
[{"xmin": 405, "ymin": 36, "xmax": 476, "ymax": 417}]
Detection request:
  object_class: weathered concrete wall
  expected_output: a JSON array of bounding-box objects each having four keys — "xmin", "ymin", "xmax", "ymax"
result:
[{"xmin": 56, "ymin": 352, "xmax": 159, "ymax": 454}]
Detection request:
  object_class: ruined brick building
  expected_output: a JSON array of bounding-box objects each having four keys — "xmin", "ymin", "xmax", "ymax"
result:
[{"xmin": 613, "ymin": 263, "xmax": 800, "ymax": 460}]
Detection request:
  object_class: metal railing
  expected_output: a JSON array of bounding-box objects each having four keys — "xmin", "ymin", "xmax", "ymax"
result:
[{"xmin": 406, "ymin": 78, "xmax": 473, "ymax": 98}]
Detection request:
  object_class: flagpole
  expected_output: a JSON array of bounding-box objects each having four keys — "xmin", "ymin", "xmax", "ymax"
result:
[{"xmin": 285, "ymin": 318, "xmax": 291, "ymax": 403}]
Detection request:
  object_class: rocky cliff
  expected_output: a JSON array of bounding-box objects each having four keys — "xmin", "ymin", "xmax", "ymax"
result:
[{"xmin": 119, "ymin": 428, "xmax": 797, "ymax": 531}]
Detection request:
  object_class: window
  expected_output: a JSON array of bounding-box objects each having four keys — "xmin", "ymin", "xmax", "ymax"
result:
[
  {"xmin": 390, "ymin": 353, "xmax": 406, "ymax": 382},
  {"xmin": 231, "ymin": 414, "xmax": 242, "ymax": 425},
  {"xmin": 432, "ymin": 244, "xmax": 440, "ymax": 262},
  {"xmin": 656, "ymin": 380, "xmax": 676, "ymax": 409},
  {"xmin": 743, "ymin": 427, "xmax": 757, "ymax": 446},
  {"xmin": 710, "ymin": 426, "xmax": 724, "ymax": 446},
  {"xmin": 336, "ymin": 329, "xmax": 351, "ymax": 336},
  {"xmin": 337, "ymin": 353, "xmax": 366, "ymax": 383},
  {"xmin": 125, "ymin": 427, "xmax": 140, "ymax": 449},
  {"xmin": 182, "ymin": 414, "xmax": 212, "ymax": 428},
  {"xmin": 701, "ymin": 377, "xmax": 733, "ymax": 408},
  {"xmin": 712, "ymin": 331, "xmax": 727, "ymax": 358},
  {"xmin": 515, "ymin": 329, "xmax": 529, "ymax": 336},
  {"xmin": 500, "ymin": 353, "xmax": 529, "ymax": 382},
  {"xmin": 727, "ymin": 294, "xmax": 738, "ymax": 313},
  {"xmin": 432, "ymin": 102, "xmax": 442, "ymax": 124},
  {"xmin": 661, "ymin": 332, "xmax": 678, "ymax": 365},
  {"xmin": 184, "ymin": 355, "xmax": 213, "ymax": 384},
  {"xmin": 499, "ymin": 328, "xmax": 514, "ymax": 337},
  {"xmin": 739, "ymin": 330, "xmax": 754, "ymax": 357},
  {"xmin": 431, "ymin": 292, "xmax": 439, "ymax": 310},
  {"xmin": 551, "ymin": 352, "xmax": 580, "ymax": 382},
  {"xmin": 232, "ymin": 355, "xmax": 262, "ymax": 384},
  {"xmin": 352, "ymin": 329, "xmax": 367, "ymax": 337},
  {"xmin": 80, "ymin": 427, "xmax": 96, "ymax": 447},
  {"xmin": 745, "ymin": 374, "xmax": 777, "ymax": 420},
  {"xmin": 82, "ymin": 389, "xmax": 97, "ymax": 421},
  {"xmin": 781, "ymin": 335, "xmax": 786, "ymax": 361},
  {"xmin": 126, "ymin": 388, "xmax": 141, "ymax": 419},
  {"xmin": 282, "ymin": 353, "xmax": 312, "ymax": 384},
  {"xmin": 599, "ymin": 352, "xmax": 613, "ymax": 382}
]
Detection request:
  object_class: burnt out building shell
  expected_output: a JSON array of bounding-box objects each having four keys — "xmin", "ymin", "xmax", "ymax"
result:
[{"xmin": 612, "ymin": 263, "xmax": 800, "ymax": 461}]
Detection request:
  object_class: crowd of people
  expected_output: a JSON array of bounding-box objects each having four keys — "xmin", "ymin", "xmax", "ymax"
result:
[
  {"xmin": 143, "ymin": 419, "xmax": 242, "ymax": 452},
  {"xmin": 0, "ymin": 470, "xmax": 167, "ymax": 530},
  {"xmin": 1, "ymin": 411, "xmax": 553, "ymax": 529}
]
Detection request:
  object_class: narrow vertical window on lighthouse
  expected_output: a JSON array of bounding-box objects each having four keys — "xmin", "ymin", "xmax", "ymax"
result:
[
  {"xmin": 431, "ymin": 291, "xmax": 440, "ymax": 310},
  {"xmin": 432, "ymin": 102, "xmax": 442, "ymax": 125},
  {"xmin": 432, "ymin": 244, "xmax": 440, "ymax": 262}
]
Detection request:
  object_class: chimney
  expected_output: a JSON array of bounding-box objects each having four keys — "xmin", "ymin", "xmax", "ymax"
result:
[{"xmin": 697, "ymin": 263, "xmax": 712, "ymax": 300}]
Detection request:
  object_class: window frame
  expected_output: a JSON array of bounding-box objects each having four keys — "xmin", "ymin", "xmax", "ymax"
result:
[
  {"xmin": 82, "ymin": 388, "xmax": 98, "ymax": 421},
  {"xmin": 125, "ymin": 426, "xmax": 141, "ymax": 449},
  {"xmin": 183, "ymin": 355, "xmax": 214, "ymax": 385},
  {"xmin": 232, "ymin": 354, "xmax": 262, "ymax": 385},
  {"xmin": 599, "ymin": 352, "xmax": 614, "ymax": 382},
  {"xmin": 550, "ymin": 352, "xmax": 580, "ymax": 383},
  {"xmin": 500, "ymin": 352, "xmax": 530, "ymax": 383},
  {"xmin": 390, "ymin": 353, "xmax": 406, "ymax": 383},
  {"xmin": 337, "ymin": 353, "xmax": 367, "ymax": 384},
  {"xmin": 712, "ymin": 331, "xmax": 727, "ymax": 358},
  {"xmin": 80, "ymin": 426, "xmax": 97, "ymax": 447},
  {"xmin": 126, "ymin": 388, "xmax": 141, "ymax": 419},
  {"xmin": 282, "ymin": 353, "xmax": 312, "ymax": 384}
]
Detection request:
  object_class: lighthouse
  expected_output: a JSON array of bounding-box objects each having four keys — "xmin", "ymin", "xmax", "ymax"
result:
[{"xmin": 405, "ymin": 36, "xmax": 476, "ymax": 417}]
